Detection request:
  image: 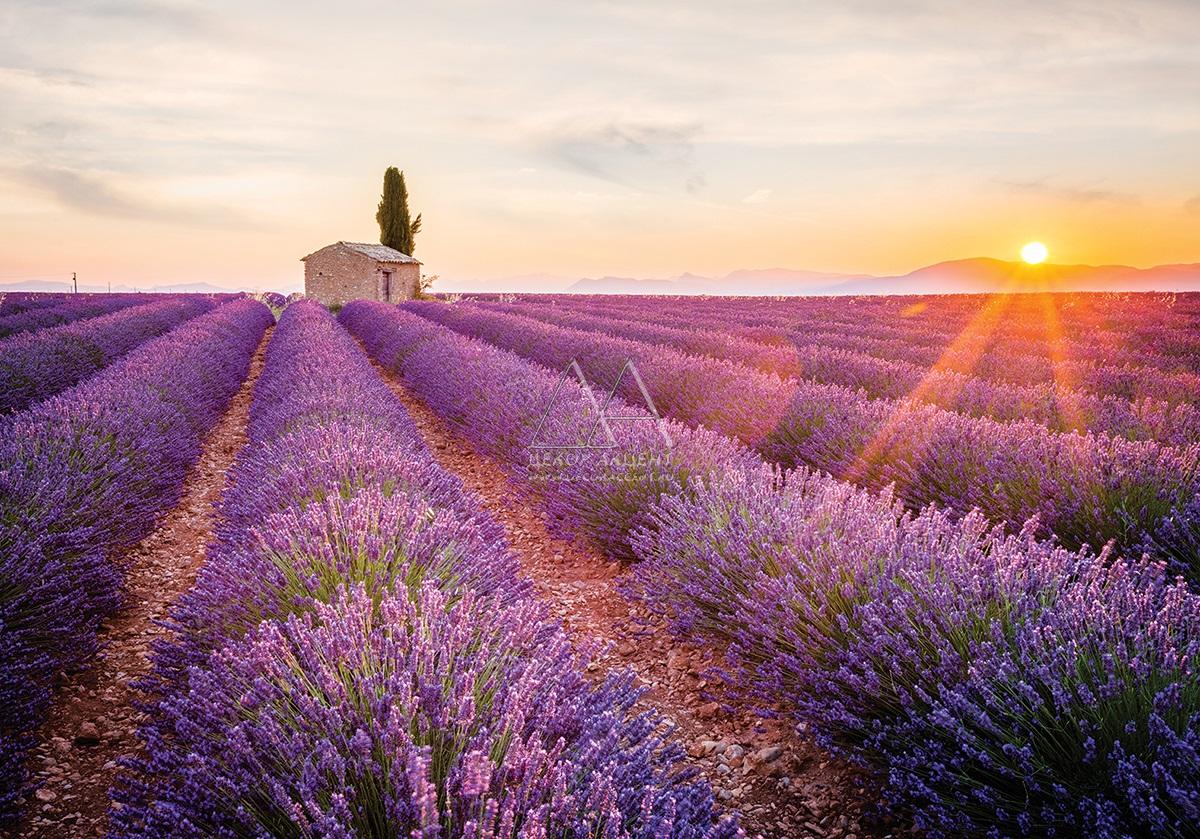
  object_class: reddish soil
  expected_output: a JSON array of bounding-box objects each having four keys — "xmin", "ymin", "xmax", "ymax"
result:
[
  {"xmin": 374, "ymin": 364, "xmax": 908, "ymax": 839},
  {"xmin": 14, "ymin": 330, "xmax": 270, "ymax": 838}
]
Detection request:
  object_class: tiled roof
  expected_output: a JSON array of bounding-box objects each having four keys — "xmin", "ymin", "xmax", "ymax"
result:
[{"xmin": 303, "ymin": 241, "xmax": 421, "ymax": 263}]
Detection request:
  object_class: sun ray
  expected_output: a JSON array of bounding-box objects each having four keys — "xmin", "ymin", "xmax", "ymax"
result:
[{"xmin": 845, "ymin": 287, "xmax": 1020, "ymax": 490}]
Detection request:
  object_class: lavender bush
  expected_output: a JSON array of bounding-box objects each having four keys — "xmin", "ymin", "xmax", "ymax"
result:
[
  {"xmin": 153, "ymin": 302, "xmax": 527, "ymax": 678},
  {"xmin": 341, "ymin": 300, "xmax": 760, "ymax": 560},
  {"xmin": 0, "ymin": 296, "xmax": 217, "ymax": 413},
  {"xmin": 118, "ymin": 301, "xmax": 737, "ymax": 838},
  {"xmin": 0, "ymin": 292, "xmax": 147, "ymax": 339},
  {"xmin": 513, "ymin": 293, "xmax": 1200, "ymax": 404},
  {"xmin": 0, "ymin": 292, "xmax": 70, "ymax": 317},
  {"xmin": 401, "ymin": 300, "xmax": 1200, "ymax": 559},
  {"xmin": 258, "ymin": 290, "xmax": 288, "ymax": 309},
  {"xmin": 120, "ymin": 586, "xmax": 733, "ymax": 839},
  {"xmin": 631, "ymin": 465, "xmax": 1200, "ymax": 837},
  {"xmin": 0, "ymin": 299, "xmax": 270, "ymax": 821},
  {"xmin": 482, "ymin": 299, "xmax": 1200, "ymax": 447},
  {"xmin": 343, "ymin": 299, "xmax": 1200, "ymax": 836}
]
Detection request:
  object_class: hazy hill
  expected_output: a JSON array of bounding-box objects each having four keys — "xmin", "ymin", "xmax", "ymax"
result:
[
  {"xmin": 563, "ymin": 260, "xmax": 1200, "ymax": 296},
  {"xmin": 5, "ymin": 259, "xmax": 1198, "ymax": 298},
  {"xmin": 566, "ymin": 268, "xmax": 868, "ymax": 295},
  {"xmin": 0, "ymin": 280, "xmax": 260, "ymax": 295},
  {"xmin": 828, "ymin": 258, "xmax": 1200, "ymax": 295}
]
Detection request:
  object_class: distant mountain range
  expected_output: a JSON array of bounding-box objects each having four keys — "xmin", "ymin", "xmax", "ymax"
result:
[
  {"xmin": 564, "ymin": 267, "xmax": 870, "ymax": 296},
  {"xmin": 0, "ymin": 279, "xmax": 242, "ymax": 295},
  {"xmin": 562, "ymin": 259, "xmax": 1200, "ymax": 296},
  {"xmin": 5, "ymin": 258, "xmax": 1199, "ymax": 298}
]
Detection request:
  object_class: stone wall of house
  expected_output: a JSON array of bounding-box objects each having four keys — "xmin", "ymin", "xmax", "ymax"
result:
[
  {"xmin": 304, "ymin": 244, "xmax": 422, "ymax": 306},
  {"xmin": 386, "ymin": 263, "xmax": 421, "ymax": 302},
  {"xmin": 304, "ymin": 245, "xmax": 377, "ymax": 306}
]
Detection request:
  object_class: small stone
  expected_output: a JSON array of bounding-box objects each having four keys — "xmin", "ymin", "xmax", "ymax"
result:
[
  {"xmin": 35, "ymin": 788, "xmax": 56, "ymax": 803},
  {"xmin": 725, "ymin": 744, "xmax": 745, "ymax": 761},
  {"xmin": 696, "ymin": 701, "xmax": 720, "ymax": 719},
  {"xmin": 74, "ymin": 722, "xmax": 101, "ymax": 747},
  {"xmin": 756, "ymin": 745, "xmax": 784, "ymax": 764},
  {"xmin": 755, "ymin": 759, "xmax": 783, "ymax": 777}
]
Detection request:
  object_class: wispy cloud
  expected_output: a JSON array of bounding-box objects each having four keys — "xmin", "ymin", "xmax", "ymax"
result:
[
  {"xmin": 1185, "ymin": 194, "xmax": 1200, "ymax": 215},
  {"xmin": 536, "ymin": 117, "xmax": 706, "ymax": 194},
  {"xmin": 0, "ymin": 66, "xmax": 95, "ymax": 90},
  {"xmin": 1000, "ymin": 177, "xmax": 1140, "ymax": 205},
  {"xmin": 741, "ymin": 188, "xmax": 772, "ymax": 204},
  {"xmin": 8, "ymin": 165, "xmax": 250, "ymax": 227},
  {"xmin": 0, "ymin": 0, "xmax": 1196, "ymax": 286},
  {"xmin": 5, "ymin": 0, "xmax": 221, "ymax": 34}
]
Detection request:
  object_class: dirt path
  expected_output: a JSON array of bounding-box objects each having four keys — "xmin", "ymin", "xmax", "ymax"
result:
[
  {"xmin": 373, "ymin": 363, "xmax": 906, "ymax": 839},
  {"xmin": 15, "ymin": 330, "xmax": 270, "ymax": 838}
]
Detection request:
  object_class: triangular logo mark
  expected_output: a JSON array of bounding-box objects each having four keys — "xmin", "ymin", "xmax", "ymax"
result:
[
  {"xmin": 589, "ymin": 360, "xmax": 673, "ymax": 448},
  {"xmin": 529, "ymin": 358, "xmax": 673, "ymax": 450},
  {"xmin": 529, "ymin": 359, "xmax": 619, "ymax": 449}
]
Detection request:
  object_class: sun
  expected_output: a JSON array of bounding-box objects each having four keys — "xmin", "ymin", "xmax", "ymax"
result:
[{"xmin": 1021, "ymin": 241, "xmax": 1048, "ymax": 265}]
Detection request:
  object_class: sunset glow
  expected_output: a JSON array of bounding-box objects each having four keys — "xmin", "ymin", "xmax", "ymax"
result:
[
  {"xmin": 1021, "ymin": 242, "xmax": 1049, "ymax": 265},
  {"xmin": 2, "ymin": 3, "xmax": 1198, "ymax": 833},
  {"xmin": 0, "ymin": 2, "xmax": 1196, "ymax": 292}
]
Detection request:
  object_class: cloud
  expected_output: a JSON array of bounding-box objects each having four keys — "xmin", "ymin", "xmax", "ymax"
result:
[
  {"xmin": 537, "ymin": 117, "xmax": 706, "ymax": 194},
  {"xmin": 0, "ymin": 66, "xmax": 95, "ymax": 91},
  {"xmin": 1000, "ymin": 177, "xmax": 1140, "ymax": 205},
  {"xmin": 9, "ymin": 165, "xmax": 250, "ymax": 227},
  {"xmin": 1185, "ymin": 194, "xmax": 1200, "ymax": 215},
  {"xmin": 5, "ymin": 0, "xmax": 219, "ymax": 34},
  {"xmin": 741, "ymin": 188, "xmax": 772, "ymax": 204}
]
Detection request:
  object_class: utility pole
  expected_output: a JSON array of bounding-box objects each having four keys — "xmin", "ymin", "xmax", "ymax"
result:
[{"xmin": 72, "ymin": 272, "xmax": 77, "ymax": 294}]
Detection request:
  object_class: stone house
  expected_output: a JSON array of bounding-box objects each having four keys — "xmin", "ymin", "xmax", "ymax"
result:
[{"xmin": 302, "ymin": 241, "xmax": 422, "ymax": 306}]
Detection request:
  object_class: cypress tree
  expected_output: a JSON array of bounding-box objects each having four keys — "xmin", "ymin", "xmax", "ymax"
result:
[{"xmin": 376, "ymin": 167, "xmax": 421, "ymax": 255}]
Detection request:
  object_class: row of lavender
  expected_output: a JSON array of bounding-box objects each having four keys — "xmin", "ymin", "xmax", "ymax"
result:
[
  {"xmin": 477, "ymin": 299, "xmax": 1200, "ymax": 445},
  {"xmin": 531, "ymin": 290, "xmax": 1200, "ymax": 345},
  {"xmin": 114, "ymin": 301, "xmax": 736, "ymax": 838},
  {"xmin": 342, "ymin": 299, "xmax": 1200, "ymax": 838},
  {"xmin": 0, "ymin": 297, "xmax": 221, "ymax": 413},
  {"xmin": 536, "ymin": 292, "xmax": 1200, "ymax": 376},
  {"xmin": 0, "ymin": 293, "xmax": 153, "ymax": 339},
  {"xmin": 402, "ymin": 301, "xmax": 1199, "ymax": 573},
  {"xmin": 526, "ymin": 294, "xmax": 1200, "ymax": 405},
  {"xmin": 0, "ymin": 299, "xmax": 271, "ymax": 822},
  {"xmin": 0, "ymin": 292, "xmax": 78, "ymax": 317}
]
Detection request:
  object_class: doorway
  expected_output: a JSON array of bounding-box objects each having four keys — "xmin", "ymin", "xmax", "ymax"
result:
[{"xmin": 382, "ymin": 270, "xmax": 393, "ymax": 302}]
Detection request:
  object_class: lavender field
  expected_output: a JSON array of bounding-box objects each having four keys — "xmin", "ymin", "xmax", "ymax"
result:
[{"xmin": 2, "ymin": 290, "xmax": 1199, "ymax": 838}]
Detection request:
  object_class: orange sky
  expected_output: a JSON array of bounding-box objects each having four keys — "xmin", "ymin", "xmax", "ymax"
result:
[{"xmin": 1, "ymin": 1, "xmax": 1197, "ymax": 292}]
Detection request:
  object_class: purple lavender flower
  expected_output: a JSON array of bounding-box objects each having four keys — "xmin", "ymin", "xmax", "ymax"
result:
[
  {"xmin": 631, "ymin": 464, "xmax": 1200, "ymax": 837},
  {"xmin": 0, "ymin": 296, "xmax": 219, "ymax": 413},
  {"xmin": 0, "ymin": 298, "xmax": 271, "ymax": 821},
  {"xmin": 341, "ymin": 298, "xmax": 1200, "ymax": 836},
  {"xmin": 117, "ymin": 586, "xmax": 737, "ymax": 839},
  {"xmin": 120, "ymin": 301, "xmax": 737, "ymax": 838},
  {"xmin": 395, "ymin": 299, "xmax": 1199, "ymax": 559}
]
